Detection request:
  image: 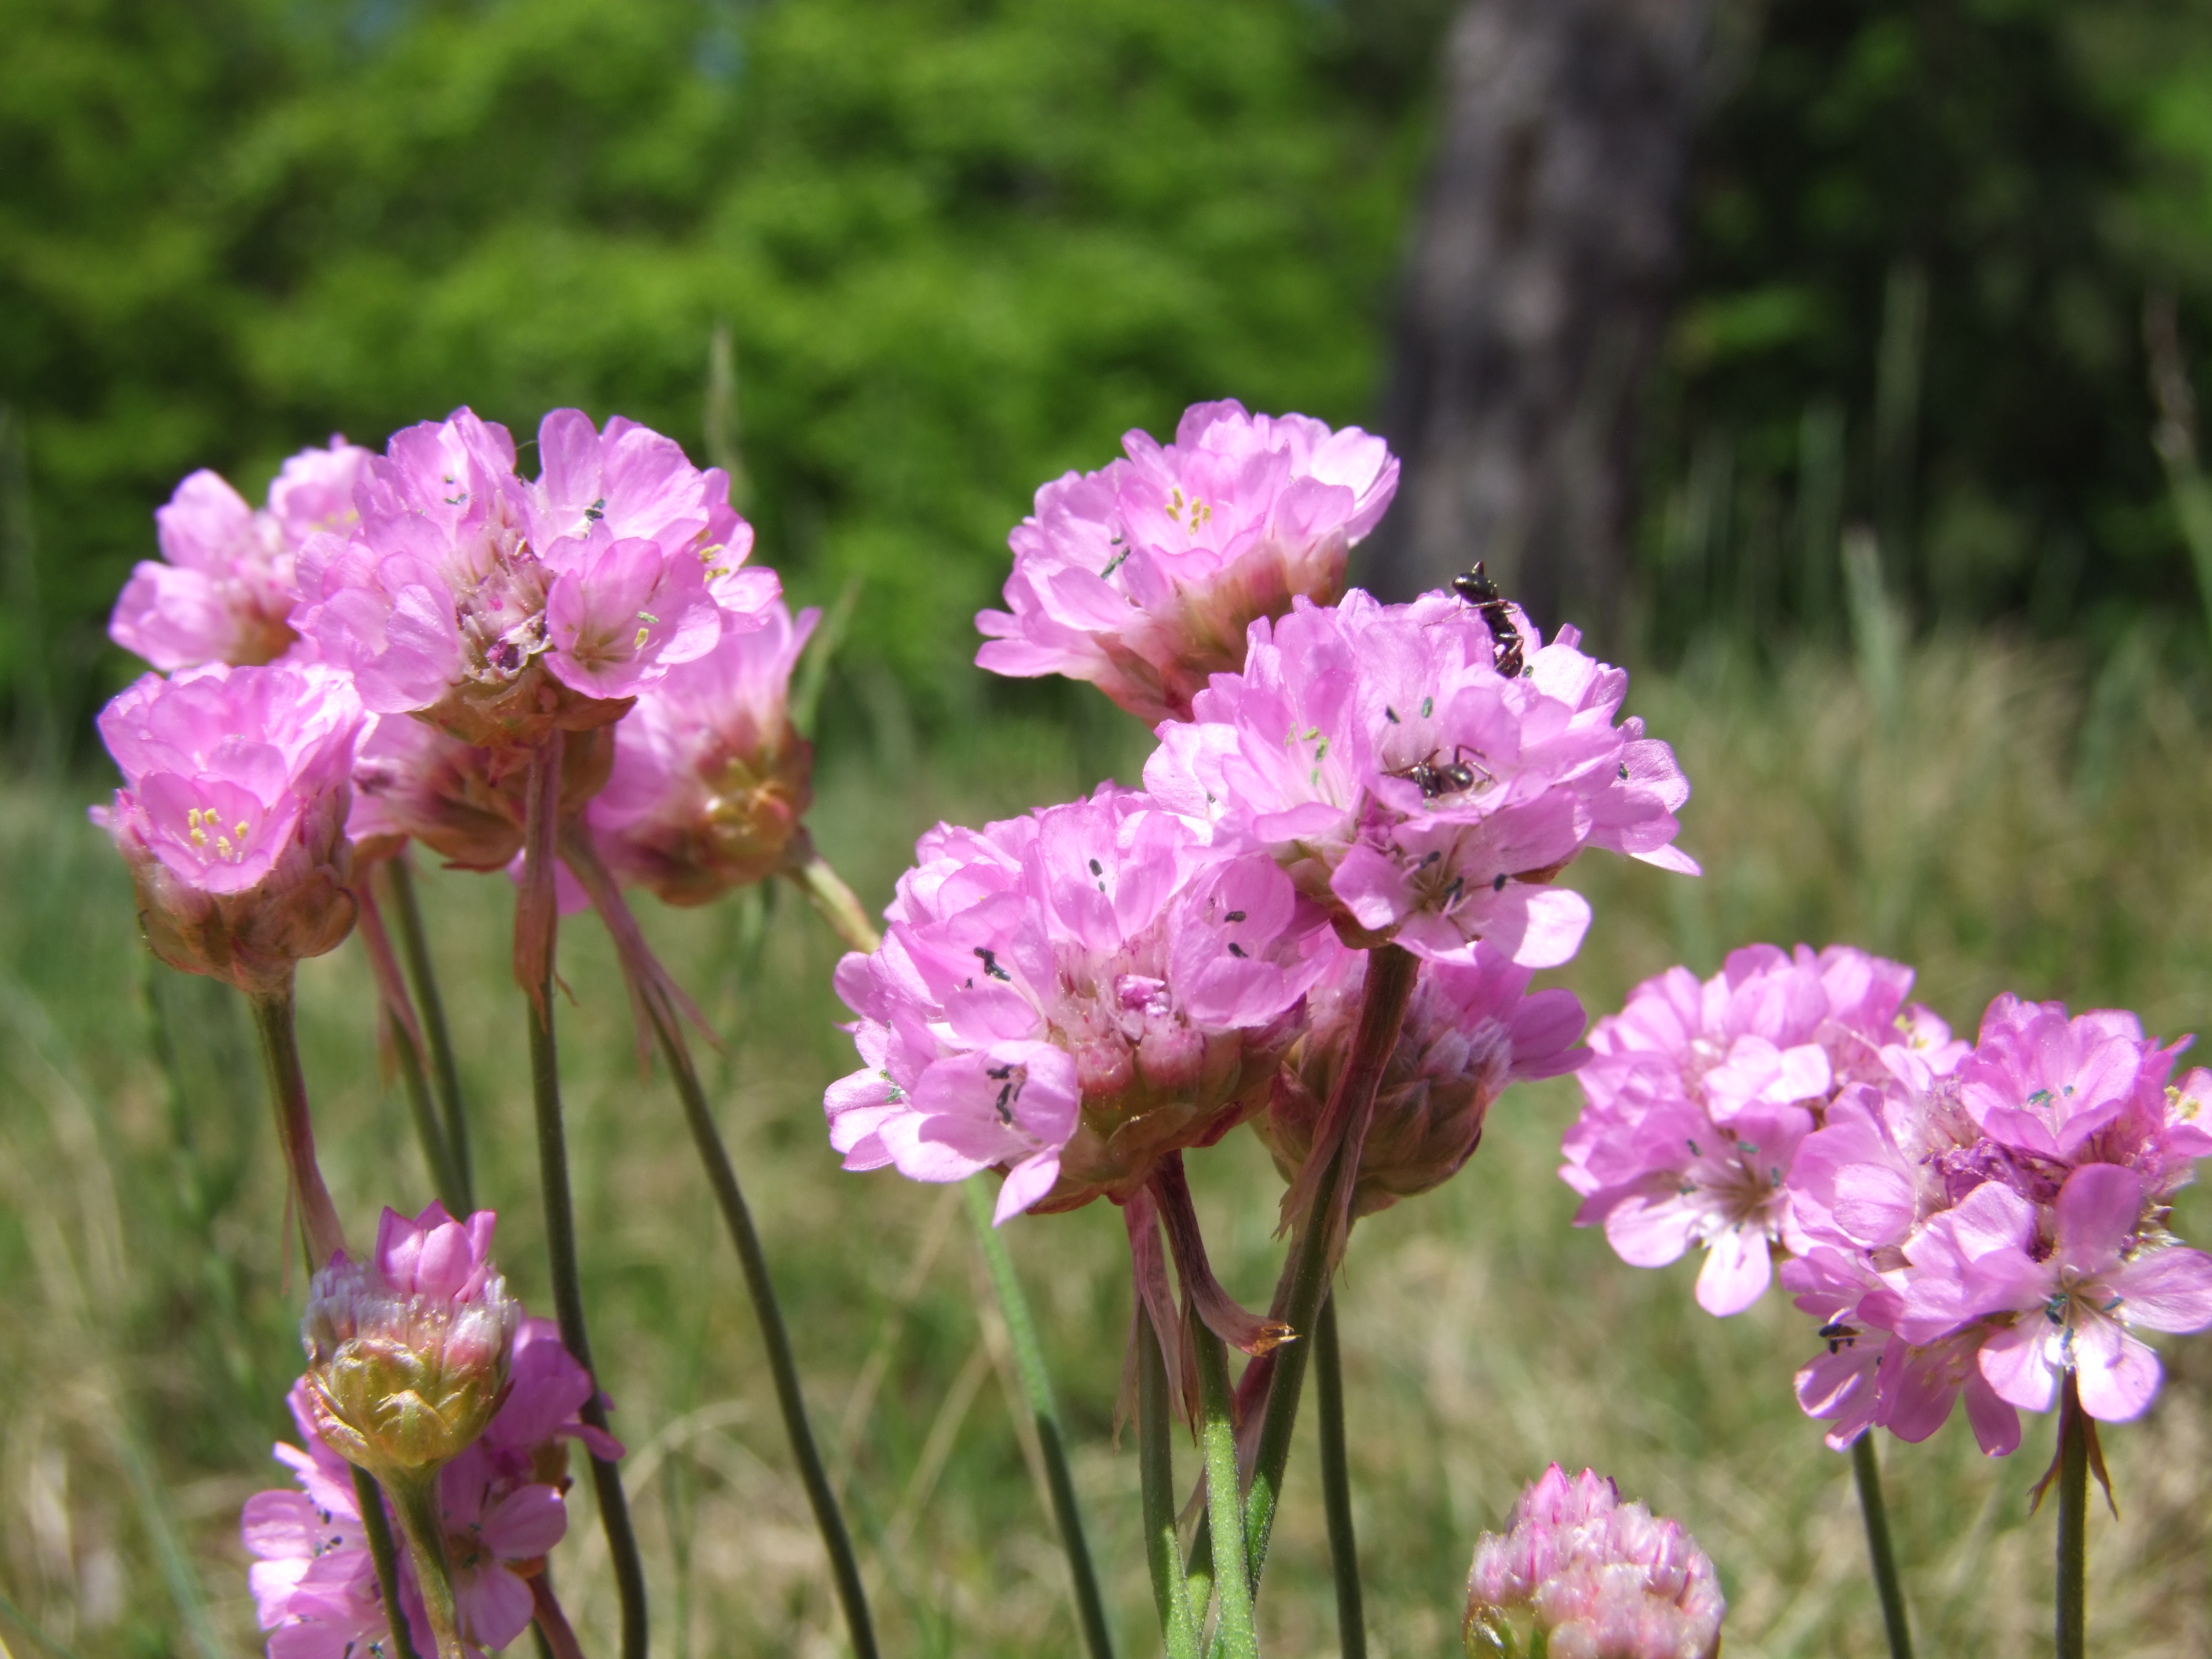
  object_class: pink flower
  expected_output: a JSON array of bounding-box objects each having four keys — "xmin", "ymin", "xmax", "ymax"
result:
[
  {"xmin": 1257, "ymin": 942, "xmax": 1585, "ymax": 1219},
  {"xmin": 590, "ymin": 599, "xmax": 820, "ymax": 903},
  {"xmin": 347, "ymin": 709, "xmax": 620, "ymax": 870},
  {"xmin": 826, "ymin": 783, "xmax": 1335, "ymax": 1221},
  {"xmin": 976, "ymin": 401, "xmax": 1398, "ymax": 722},
  {"xmin": 95, "ymin": 661, "xmax": 364, "ymax": 992},
  {"xmin": 111, "ymin": 439, "xmax": 371, "ymax": 671},
  {"xmin": 1143, "ymin": 590, "xmax": 1694, "ymax": 969},
  {"xmin": 294, "ymin": 408, "xmax": 764, "ymax": 749},
  {"xmin": 1465, "ymin": 1465, "xmax": 1726, "ymax": 1659}
]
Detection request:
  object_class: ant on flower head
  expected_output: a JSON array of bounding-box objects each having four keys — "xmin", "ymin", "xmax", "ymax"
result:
[{"xmin": 1451, "ymin": 561, "xmax": 1525, "ymax": 679}]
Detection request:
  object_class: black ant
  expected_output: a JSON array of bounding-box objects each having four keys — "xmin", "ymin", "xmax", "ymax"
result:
[
  {"xmin": 1392, "ymin": 744, "xmax": 1484, "ymax": 799},
  {"xmin": 1450, "ymin": 561, "xmax": 1525, "ymax": 678}
]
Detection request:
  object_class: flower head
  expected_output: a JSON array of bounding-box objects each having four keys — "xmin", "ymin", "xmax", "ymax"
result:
[
  {"xmin": 591, "ymin": 599, "xmax": 820, "ymax": 903},
  {"xmin": 976, "ymin": 401, "xmax": 1397, "ymax": 723},
  {"xmin": 1258, "ymin": 943, "xmax": 1586, "ymax": 1220},
  {"xmin": 294, "ymin": 408, "xmax": 768, "ymax": 750},
  {"xmin": 111, "ymin": 439, "xmax": 371, "ymax": 671},
  {"xmin": 1465, "ymin": 1465, "xmax": 1725, "ymax": 1659},
  {"xmin": 1144, "ymin": 590, "xmax": 1693, "ymax": 969},
  {"xmin": 95, "ymin": 661, "xmax": 364, "ymax": 992},
  {"xmin": 347, "ymin": 709, "xmax": 619, "ymax": 870},
  {"xmin": 826, "ymin": 783, "xmax": 1334, "ymax": 1221},
  {"xmin": 301, "ymin": 1203, "xmax": 519, "ymax": 1482}
]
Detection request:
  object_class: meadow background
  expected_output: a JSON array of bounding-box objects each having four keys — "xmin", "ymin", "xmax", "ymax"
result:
[{"xmin": 11, "ymin": 1, "xmax": 2212, "ymax": 1654}]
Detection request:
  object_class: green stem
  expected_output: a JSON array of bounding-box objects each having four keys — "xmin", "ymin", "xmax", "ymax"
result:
[
  {"xmin": 392, "ymin": 993, "xmax": 466, "ymax": 1216},
  {"xmin": 523, "ymin": 924, "xmax": 651, "ymax": 1657},
  {"xmin": 1238, "ymin": 944, "xmax": 1419, "ymax": 1592},
  {"xmin": 1314, "ymin": 1296, "xmax": 1365, "ymax": 1659},
  {"xmin": 386, "ymin": 1469, "xmax": 466, "ymax": 1659},
  {"xmin": 2056, "ymin": 1376, "xmax": 2089, "ymax": 1659},
  {"xmin": 782, "ymin": 834, "xmax": 882, "ymax": 955},
  {"xmin": 1851, "ymin": 1434, "xmax": 1914, "ymax": 1659},
  {"xmin": 1195, "ymin": 1320, "xmax": 1260, "ymax": 1659},
  {"xmin": 1138, "ymin": 1302, "xmax": 1200, "ymax": 1659},
  {"xmin": 388, "ymin": 852, "xmax": 474, "ymax": 1207},
  {"xmin": 247, "ymin": 980, "xmax": 348, "ymax": 1270},
  {"xmin": 961, "ymin": 1178, "xmax": 1115, "ymax": 1659},
  {"xmin": 349, "ymin": 1467, "xmax": 423, "ymax": 1659}
]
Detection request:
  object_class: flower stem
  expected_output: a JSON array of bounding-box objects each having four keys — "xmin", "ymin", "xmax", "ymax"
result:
[
  {"xmin": 1239, "ymin": 943, "xmax": 1419, "ymax": 1591},
  {"xmin": 1195, "ymin": 1320, "xmax": 1261, "ymax": 1659},
  {"xmin": 1138, "ymin": 1301, "xmax": 1201, "ymax": 1659},
  {"xmin": 386, "ymin": 1468, "xmax": 467, "ymax": 1659},
  {"xmin": 782, "ymin": 834, "xmax": 882, "ymax": 955},
  {"xmin": 2056, "ymin": 1375, "xmax": 2089, "ymax": 1659},
  {"xmin": 529, "ymin": 1573, "xmax": 591, "ymax": 1659},
  {"xmin": 961, "ymin": 1177, "xmax": 1115, "ymax": 1659},
  {"xmin": 559, "ymin": 825, "xmax": 878, "ymax": 1659},
  {"xmin": 1315, "ymin": 1295, "xmax": 1365, "ymax": 1659},
  {"xmin": 358, "ymin": 866, "xmax": 467, "ymax": 1214},
  {"xmin": 247, "ymin": 979, "xmax": 347, "ymax": 1270},
  {"xmin": 387, "ymin": 851, "xmax": 474, "ymax": 1208},
  {"xmin": 1851, "ymin": 1434, "xmax": 1914, "ymax": 1659},
  {"xmin": 349, "ymin": 1464, "xmax": 423, "ymax": 1659}
]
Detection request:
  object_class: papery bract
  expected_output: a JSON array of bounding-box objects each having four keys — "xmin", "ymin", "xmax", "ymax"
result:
[
  {"xmin": 1143, "ymin": 590, "xmax": 1693, "ymax": 969},
  {"xmin": 977, "ymin": 401, "xmax": 1398, "ymax": 723},
  {"xmin": 96, "ymin": 661, "xmax": 364, "ymax": 993}
]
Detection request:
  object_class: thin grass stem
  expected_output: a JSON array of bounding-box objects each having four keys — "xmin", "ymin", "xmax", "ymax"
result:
[
  {"xmin": 387, "ymin": 851, "xmax": 474, "ymax": 1206},
  {"xmin": 961, "ymin": 1177, "xmax": 1115, "ymax": 1659},
  {"xmin": 388, "ymin": 1470, "xmax": 467, "ymax": 1659},
  {"xmin": 2056, "ymin": 1377, "xmax": 2088, "ymax": 1659},
  {"xmin": 1314, "ymin": 1295, "xmax": 1365, "ymax": 1659},
  {"xmin": 1138, "ymin": 1302, "xmax": 1200, "ymax": 1659},
  {"xmin": 1851, "ymin": 1434, "xmax": 1914, "ymax": 1659},
  {"xmin": 1195, "ymin": 1320, "xmax": 1260, "ymax": 1659}
]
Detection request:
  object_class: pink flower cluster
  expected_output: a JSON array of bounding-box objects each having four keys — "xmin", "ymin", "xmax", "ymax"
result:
[
  {"xmin": 1464, "ymin": 1465, "xmax": 1725, "ymax": 1659},
  {"xmin": 1144, "ymin": 591, "xmax": 1694, "ymax": 968},
  {"xmin": 976, "ymin": 401, "xmax": 1398, "ymax": 723},
  {"xmin": 1561, "ymin": 945, "xmax": 1957, "ymax": 1317},
  {"xmin": 244, "ymin": 1206, "xmax": 620, "ymax": 1657}
]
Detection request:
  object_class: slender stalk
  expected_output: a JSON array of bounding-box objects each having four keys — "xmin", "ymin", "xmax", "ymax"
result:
[
  {"xmin": 1851, "ymin": 1434, "xmax": 1914, "ymax": 1659},
  {"xmin": 349, "ymin": 1466, "xmax": 424, "ymax": 1659},
  {"xmin": 1238, "ymin": 944, "xmax": 1419, "ymax": 1591},
  {"xmin": 783, "ymin": 835, "xmax": 882, "ymax": 954},
  {"xmin": 359, "ymin": 867, "xmax": 465, "ymax": 1213},
  {"xmin": 247, "ymin": 980, "xmax": 348, "ymax": 1271},
  {"xmin": 2056, "ymin": 1376, "xmax": 2089, "ymax": 1659},
  {"xmin": 387, "ymin": 1470, "xmax": 467, "ymax": 1659},
  {"xmin": 530, "ymin": 1574, "xmax": 591, "ymax": 1659},
  {"xmin": 560, "ymin": 824, "xmax": 877, "ymax": 1659},
  {"xmin": 387, "ymin": 852, "xmax": 474, "ymax": 1207},
  {"xmin": 1314, "ymin": 1296, "xmax": 1365, "ymax": 1659},
  {"xmin": 961, "ymin": 1178, "xmax": 1115, "ymax": 1659},
  {"xmin": 393, "ymin": 998, "xmax": 467, "ymax": 1215},
  {"xmin": 1195, "ymin": 1320, "xmax": 1260, "ymax": 1659},
  {"xmin": 1138, "ymin": 1302, "xmax": 1200, "ymax": 1659}
]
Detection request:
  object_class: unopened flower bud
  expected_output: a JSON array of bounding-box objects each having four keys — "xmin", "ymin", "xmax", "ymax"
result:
[
  {"xmin": 1465, "ymin": 1466, "xmax": 1724, "ymax": 1659},
  {"xmin": 301, "ymin": 1204, "xmax": 518, "ymax": 1482}
]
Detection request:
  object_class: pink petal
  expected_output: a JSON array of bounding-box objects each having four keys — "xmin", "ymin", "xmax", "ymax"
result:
[
  {"xmin": 2108, "ymin": 1245, "xmax": 2212, "ymax": 1334},
  {"xmin": 479, "ymin": 1482, "xmax": 568, "ymax": 1558},
  {"xmin": 2053, "ymin": 1163, "xmax": 2145, "ymax": 1269},
  {"xmin": 2074, "ymin": 1322, "xmax": 2162, "ymax": 1422},
  {"xmin": 1977, "ymin": 1319, "xmax": 2057, "ymax": 1413},
  {"xmin": 1695, "ymin": 1225, "xmax": 1773, "ymax": 1316}
]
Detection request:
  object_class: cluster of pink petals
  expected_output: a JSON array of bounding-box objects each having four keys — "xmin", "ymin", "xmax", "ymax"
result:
[
  {"xmin": 1143, "ymin": 591, "xmax": 1694, "ymax": 969},
  {"xmin": 1465, "ymin": 1465, "xmax": 1725, "ymax": 1659},
  {"xmin": 247, "ymin": 1208, "xmax": 621, "ymax": 1657},
  {"xmin": 111, "ymin": 439, "xmax": 371, "ymax": 671},
  {"xmin": 1562, "ymin": 945, "xmax": 1957, "ymax": 1317},
  {"xmin": 826, "ymin": 783, "xmax": 1336, "ymax": 1221},
  {"xmin": 1258, "ymin": 942, "xmax": 1587, "ymax": 1220},
  {"xmin": 976, "ymin": 401, "xmax": 1399, "ymax": 723},
  {"xmin": 1785, "ymin": 994, "xmax": 2212, "ymax": 1448},
  {"xmin": 94, "ymin": 661, "xmax": 366, "ymax": 991},
  {"xmin": 590, "ymin": 599, "xmax": 821, "ymax": 903},
  {"xmin": 292, "ymin": 408, "xmax": 774, "ymax": 745}
]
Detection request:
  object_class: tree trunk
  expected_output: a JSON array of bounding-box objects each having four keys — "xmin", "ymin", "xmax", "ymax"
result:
[{"xmin": 1361, "ymin": 0, "xmax": 1718, "ymax": 644}]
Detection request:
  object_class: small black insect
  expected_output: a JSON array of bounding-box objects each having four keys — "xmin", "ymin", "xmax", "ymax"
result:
[
  {"xmin": 1818, "ymin": 1320, "xmax": 1859, "ymax": 1355},
  {"xmin": 1390, "ymin": 744, "xmax": 1483, "ymax": 799},
  {"xmin": 972, "ymin": 947, "xmax": 1013, "ymax": 982},
  {"xmin": 1450, "ymin": 560, "xmax": 1525, "ymax": 678}
]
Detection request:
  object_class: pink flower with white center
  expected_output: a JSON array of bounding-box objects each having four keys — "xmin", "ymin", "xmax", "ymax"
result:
[
  {"xmin": 1465, "ymin": 1465, "xmax": 1725, "ymax": 1659},
  {"xmin": 590, "ymin": 599, "xmax": 820, "ymax": 903},
  {"xmin": 95, "ymin": 661, "xmax": 364, "ymax": 994},
  {"xmin": 111, "ymin": 439, "xmax": 372, "ymax": 672},
  {"xmin": 1143, "ymin": 589, "xmax": 1694, "ymax": 969},
  {"xmin": 295, "ymin": 408, "xmax": 759, "ymax": 751},
  {"xmin": 1929, "ymin": 1164, "xmax": 2212, "ymax": 1422},
  {"xmin": 976, "ymin": 401, "xmax": 1397, "ymax": 723},
  {"xmin": 1257, "ymin": 940, "xmax": 1586, "ymax": 1220},
  {"xmin": 826, "ymin": 783, "xmax": 1335, "ymax": 1221},
  {"xmin": 1565, "ymin": 1072, "xmax": 1814, "ymax": 1316}
]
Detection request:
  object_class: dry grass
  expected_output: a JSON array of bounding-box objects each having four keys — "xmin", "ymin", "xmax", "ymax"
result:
[{"xmin": 4, "ymin": 628, "xmax": 2212, "ymax": 1657}]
